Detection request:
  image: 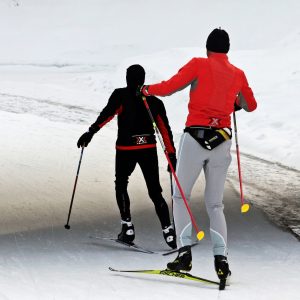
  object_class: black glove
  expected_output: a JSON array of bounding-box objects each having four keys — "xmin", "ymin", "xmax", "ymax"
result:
[
  {"xmin": 167, "ymin": 153, "xmax": 177, "ymax": 173},
  {"xmin": 234, "ymin": 102, "xmax": 242, "ymax": 111},
  {"xmin": 136, "ymin": 85, "xmax": 149, "ymax": 97},
  {"xmin": 77, "ymin": 131, "xmax": 94, "ymax": 148}
]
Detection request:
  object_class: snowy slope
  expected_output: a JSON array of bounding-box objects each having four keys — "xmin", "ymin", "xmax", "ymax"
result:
[
  {"xmin": 0, "ymin": 0, "xmax": 299, "ymax": 169},
  {"xmin": 0, "ymin": 1, "xmax": 300, "ymax": 299}
]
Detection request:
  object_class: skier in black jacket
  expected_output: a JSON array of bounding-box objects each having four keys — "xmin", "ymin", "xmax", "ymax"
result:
[{"xmin": 77, "ymin": 64, "xmax": 177, "ymax": 249}]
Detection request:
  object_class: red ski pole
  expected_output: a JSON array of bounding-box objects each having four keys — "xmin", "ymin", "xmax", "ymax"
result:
[
  {"xmin": 233, "ymin": 111, "xmax": 249, "ymax": 213},
  {"xmin": 142, "ymin": 96, "xmax": 204, "ymax": 240}
]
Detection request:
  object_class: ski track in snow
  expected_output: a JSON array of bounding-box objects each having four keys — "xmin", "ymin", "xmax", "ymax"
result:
[
  {"xmin": 1, "ymin": 92, "xmax": 299, "ymax": 240},
  {"xmin": 228, "ymin": 152, "xmax": 300, "ymax": 239},
  {"xmin": 0, "ymin": 92, "xmax": 95, "ymax": 125}
]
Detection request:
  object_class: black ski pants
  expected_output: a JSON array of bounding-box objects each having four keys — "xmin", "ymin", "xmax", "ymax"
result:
[{"xmin": 115, "ymin": 148, "xmax": 171, "ymax": 229}]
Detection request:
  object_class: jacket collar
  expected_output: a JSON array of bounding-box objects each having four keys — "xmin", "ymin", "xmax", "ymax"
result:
[{"xmin": 208, "ymin": 53, "xmax": 228, "ymax": 60}]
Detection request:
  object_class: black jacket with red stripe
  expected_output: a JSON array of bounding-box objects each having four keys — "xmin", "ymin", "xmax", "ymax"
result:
[{"xmin": 89, "ymin": 87, "xmax": 175, "ymax": 154}]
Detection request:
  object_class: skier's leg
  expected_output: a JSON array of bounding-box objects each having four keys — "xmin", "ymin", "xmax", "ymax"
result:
[
  {"xmin": 137, "ymin": 148, "xmax": 170, "ymax": 228},
  {"xmin": 138, "ymin": 148, "xmax": 177, "ymax": 248},
  {"xmin": 173, "ymin": 133, "xmax": 205, "ymax": 247},
  {"xmin": 167, "ymin": 133, "xmax": 206, "ymax": 271},
  {"xmin": 115, "ymin": 150, "xmax": 137, "ymax": 243},
  {"xmin": 115, "ymin": 150, "xmax": 136, "ymax": 222},
  {"xmin": 203, "ymin": 140, "xmax": 232, "ymax": 257}
]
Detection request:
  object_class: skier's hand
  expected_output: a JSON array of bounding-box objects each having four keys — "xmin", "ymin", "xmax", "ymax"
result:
[
  {"xmin": 136, "ymin": 85, "xmax": 150, "ymax": 97},
  {"xmin": 167, "ymin": 153, "xmax": 177, "ymax": 173},
  {"xmin": 234, "ymin": 93, "xmax": 243, "ymax": 111},
  {"xmin": 234, "ymin": 102, "xmax": 242, "ymax": 111},
  {"xmin": 77, "ymin": 131, "xmax": 94, "ymax": 148}
]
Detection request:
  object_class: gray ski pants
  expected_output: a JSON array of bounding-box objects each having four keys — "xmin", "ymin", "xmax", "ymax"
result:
[{"xmin": 173, "ymin": 132, "xmax": 232, "ymax": 256}]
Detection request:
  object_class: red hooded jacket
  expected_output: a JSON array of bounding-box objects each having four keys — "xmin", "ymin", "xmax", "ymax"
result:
[{"xmin": 147, "ymin": 53, "xmax": 257, "ymax": 128}]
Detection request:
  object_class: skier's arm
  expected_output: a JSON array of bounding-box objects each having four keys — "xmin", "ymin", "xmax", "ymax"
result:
[
  {"xmin": 236, "ymin": 72, "xmax": 257, "ymax": 112},
  {"xmin": 146, "ymin": 58, "xmax": 199, "ymax": 97},
  {"xmin": 155, "ymin": 100, "xmax": 177, "ymax": 172},
  {"xmin": 77, "ymin": 90, "xmax": 121, "ymax": 148},
  {"xmin": 155, "ymin": 100, "xmax": 176, "ymax": 155},
  {"xmin": 89, "ymin": 90, "xmax": 122, "ymax": 133}
]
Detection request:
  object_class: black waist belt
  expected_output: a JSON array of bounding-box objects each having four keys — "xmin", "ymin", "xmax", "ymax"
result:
[{"xmin": 184, "ymin": 126, "xmax": 232, "ymax": 150}]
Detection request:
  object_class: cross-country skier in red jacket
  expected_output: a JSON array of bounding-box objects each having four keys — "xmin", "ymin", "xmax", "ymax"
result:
[
  {"xmin": 77, "ymin": 65, "xmax": 177, "ymax": 249},
  {"xmin": 139, "ymin": 28, "xmax": 257, "ymax": 281}
]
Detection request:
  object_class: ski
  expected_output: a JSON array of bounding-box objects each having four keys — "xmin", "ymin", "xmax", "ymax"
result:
[
  {"xmin": 162, "ymin": 241, "xmax": 199, "ymax": 256},
  {"xmin": 108, "ymin": 267, "xmax": 220, "ymax": 287},
  {"xmin": 89, "ymin": 236, "xmax": 156, "ymax": 254}
]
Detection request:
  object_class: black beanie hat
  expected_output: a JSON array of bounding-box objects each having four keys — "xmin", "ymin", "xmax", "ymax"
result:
[
  {"xmin": 206, "ymin": 28, "xmax": 230, "ymax": 53},
  {"xmin": 126, "ymin": 64, "xmax": 145, "ymax": 88}
]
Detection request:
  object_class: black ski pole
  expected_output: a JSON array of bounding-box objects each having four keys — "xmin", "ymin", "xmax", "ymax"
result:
[
  {"xmin": 64, "ymin": 146, "xmax": 85, "ymax": 229},
  {"xmin": 169, "ymin": 172, "xmax": 175, "ymax": 226},
  {"xmin": 169, "ymin": 172, "xmax": 173, "ymax": 199}
]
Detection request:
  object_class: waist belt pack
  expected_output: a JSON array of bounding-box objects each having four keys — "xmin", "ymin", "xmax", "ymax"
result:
[{"xmin": 184, "ymin": 126, "xmax": 232, "ymax": 150}]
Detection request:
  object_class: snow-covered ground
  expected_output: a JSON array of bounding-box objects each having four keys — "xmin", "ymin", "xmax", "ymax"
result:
[{"xmin": 0, "ymin": 0, "xmax": 299, "ymax": 299}]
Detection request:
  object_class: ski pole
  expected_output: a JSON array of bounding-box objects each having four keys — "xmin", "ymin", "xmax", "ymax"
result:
[
  {"xmin": 169, "ymin": 172, "xmax": 175, "ymax": 226},
  {"xmin": 169, "ymin": 172, "xmax": 173, "ymax": 199},
  {"xmin": 64, "ymin": 146, "xmax": 85, "ymax": 229},
  {"xmin": 142, "ymin": 96, "xmax": 204, "ymax": 240},
  {"xmin": 233, "ymin": 111, "xmax": 249, "ymax": 213}
]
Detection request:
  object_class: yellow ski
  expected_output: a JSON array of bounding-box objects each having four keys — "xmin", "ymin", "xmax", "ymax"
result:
[{"xmin": 108, "ymin": 267, "xmax": 220, "ymax": 286}]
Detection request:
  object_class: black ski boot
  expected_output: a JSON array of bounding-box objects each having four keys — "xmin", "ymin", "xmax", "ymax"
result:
[
  {"xmin": 214, "ymin": 255, "xmax": 231, "ymax": 290},
  {"xmin": 118, "ymin": 220, "xmax": 135, "ymax": 244},
  {"xmin": 167, "ymin": 245, "xmax": 192, "ymax": 272},
  {"xmin": 162, "ymin": 225, "xmax": 177, "ymax": 249}
]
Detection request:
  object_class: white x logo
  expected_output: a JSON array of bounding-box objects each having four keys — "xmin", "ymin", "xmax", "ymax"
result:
[
  {"xmin": 136, "ymin": 137, "xmax": 147, "ymax": 144},
  {"xmin": 209, "ymin": 118, "xmax": 220, "ymax": 127}
]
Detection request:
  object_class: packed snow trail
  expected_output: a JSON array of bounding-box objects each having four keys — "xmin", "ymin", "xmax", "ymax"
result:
[
  {"xmin": 0, "ymin": 169, "xmax": 299, "ymax": 299},
  {"xmin": 0, "ymin": 110, "xmax": 300, "ymax": 299}
]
